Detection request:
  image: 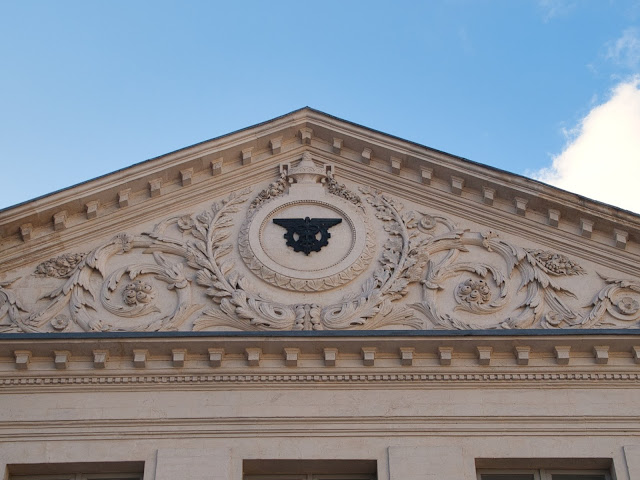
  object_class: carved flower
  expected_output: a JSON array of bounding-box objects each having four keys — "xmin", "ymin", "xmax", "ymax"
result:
[
  {"xmin": 617, "ymin": 296, "xmax": 640, "ymax": 315},
  {"xmin": 114, "ymin": 233, "xmax": 134, "ymax": 253},
  {"xmin": 268, "ymin": 182, "xmax": 286, "ymax": 196},
  {"xmin": 543, "ymin": 311, "xmax": 564, "ymax": 326},
  {"xmin": 250, "ymin": 175, "xmax": 288, "ymax": 210},
  {"xmin": 35, "ymin": 253, "xmax": 87, "ymax": 278},
  {"xmin": 327, "ymin": 176, "xmax": 362, "ymax": 207},
  {"xmin": 123, "ymin": 280, "xmax": 156, "ymax": 306},
  {"xmin": 51, "ymin": 315, "xmax": 70, "ymax": 331},
  {"xmin": 456, "ymin": 278, "xmax": 491, "ymax": 305},
  {"xmin": 177, "ymin": 215, "xmax": 195, "ymax": 231},
  {"xmin": 528, "ymin": 249, "xmax": 586, "ymax": 276},
  {"xmin": 418, "ymin": 214, "xmax": 437, "ymax": 231}
]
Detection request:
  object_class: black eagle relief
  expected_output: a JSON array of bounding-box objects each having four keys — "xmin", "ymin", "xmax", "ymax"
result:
[{"xmin": 273, "ymin": 217, "xmax": 342, "ymax": 255}]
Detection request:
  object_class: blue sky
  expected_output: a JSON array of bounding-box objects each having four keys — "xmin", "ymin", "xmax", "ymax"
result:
[{"xmin": 1, "ymin": 1, "xmax": 640, "ymax": 211}]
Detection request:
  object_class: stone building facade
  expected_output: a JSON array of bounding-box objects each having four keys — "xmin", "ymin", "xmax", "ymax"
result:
[{"xmin": 1, "ymin": 108, "xmax": 639, "ymax": 479}]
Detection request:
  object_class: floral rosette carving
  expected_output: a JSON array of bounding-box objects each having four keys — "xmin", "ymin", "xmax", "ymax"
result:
[
  {"xmin": 51, "ymin": 315, "xmax": 70, "ymax": 331},
  {"xmin": 455, "ymin": 278, "xmax": 495, "ymax": 311},
  {"xmin": 617, "ymin": 297, "xmax": 639, "ymax": 315},
  {"xmin": 123, "ymin": 280, "xmax": 155, "ymax": 306}
]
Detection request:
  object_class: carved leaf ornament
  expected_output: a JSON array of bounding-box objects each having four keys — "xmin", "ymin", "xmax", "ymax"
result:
[{"xmin": 0, "ymin": 156, "xmax": 639, "ymax": 333}]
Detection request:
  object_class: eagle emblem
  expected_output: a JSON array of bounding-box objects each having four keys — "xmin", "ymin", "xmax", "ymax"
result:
[{"xmin": 273, "ymin": 217, "xmax": 342, "ymax": 255}]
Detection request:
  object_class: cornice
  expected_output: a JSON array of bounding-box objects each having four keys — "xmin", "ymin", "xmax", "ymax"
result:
[
  {"xmin": 0, "ymin": 158, "xmax": 285, "ymax": 270},
  {"xmin": 0, "ymin": 113, "xmax": 309, "ymax": 246},
  {"xmin": 1, "ymin": 108, "xmax": 639, "ymax": 271},
  {"xmin": 303, "ymin": 110, "xmax": 640, "ymax": 224},
  {"xmin": 1, "ymin": 333, "xmax": 640, "ymax": 390}
]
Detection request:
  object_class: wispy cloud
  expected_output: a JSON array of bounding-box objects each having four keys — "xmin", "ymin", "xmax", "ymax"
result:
[
  {"xmin": 532, "ymin": 77, "xmax": 640, "ymax": 213},
  {"xmin": 537, "ymin": 0, "xmax": 576, "ymax": 22},
  {"xmin": 605, "ymin": 27, "xmax": 640, "ymax": 70}
]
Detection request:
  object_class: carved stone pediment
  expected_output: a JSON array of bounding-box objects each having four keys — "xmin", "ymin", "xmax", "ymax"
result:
[{"xmin": 1, "ymin": 109, "xmax": 640, "ymax": 333}]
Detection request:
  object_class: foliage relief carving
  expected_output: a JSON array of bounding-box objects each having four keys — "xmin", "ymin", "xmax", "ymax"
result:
[{"xmin": 0, "ymin": 179, "xmax": 639, "ymax": 332}]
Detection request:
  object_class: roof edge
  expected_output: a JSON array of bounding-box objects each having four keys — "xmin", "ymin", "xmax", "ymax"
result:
[{"xmin": 2, "ymin": 107, "xmax": 640, "ymax": 263}]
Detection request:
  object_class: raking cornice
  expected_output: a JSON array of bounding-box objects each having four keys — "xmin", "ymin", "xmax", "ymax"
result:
[{"xmin": 1, "ymin": 107, "xmax": 639, "ymax": 269}]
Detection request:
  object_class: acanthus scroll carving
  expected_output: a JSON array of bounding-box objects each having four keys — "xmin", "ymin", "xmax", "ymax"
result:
[{"xmin": 1, "ymin": 159, "xmax": 639, "ymax": 332}]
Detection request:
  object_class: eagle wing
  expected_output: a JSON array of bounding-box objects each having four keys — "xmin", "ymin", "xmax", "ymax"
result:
[{"xmin": 313, "ymin": 218, "xmax": 342, "ymax": 229}]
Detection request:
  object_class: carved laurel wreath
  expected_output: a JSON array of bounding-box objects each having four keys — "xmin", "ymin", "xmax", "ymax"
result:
[{"xmin": 1, "ymin": 182, "xmax": 640, "ymax": 332}]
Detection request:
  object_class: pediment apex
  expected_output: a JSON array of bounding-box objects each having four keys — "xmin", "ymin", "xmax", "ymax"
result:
[
  {"xmin": 3, "ymin": 126, "xmax": 640, "ymax": 333},
  {"xmin": 1, "ymin": 108, "xmax": 640, "ymax": 268}
]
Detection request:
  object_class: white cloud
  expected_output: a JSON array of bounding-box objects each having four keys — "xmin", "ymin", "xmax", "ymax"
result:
[
  {"xmin": 537, "ymin": 0, "xmax": 576, "ymax": 22},
  {"xmin": 606, "ymin": 27, "xmax": 640, "ymax": 69},
  {"xmin": 533, "ymin": 77, "xmax": 640, "ymax": 213}
]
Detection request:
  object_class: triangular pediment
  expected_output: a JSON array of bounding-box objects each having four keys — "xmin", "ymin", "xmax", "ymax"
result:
[{"xmin": 1, "ymin": 108, "xmax": 640, "ymax": 333}]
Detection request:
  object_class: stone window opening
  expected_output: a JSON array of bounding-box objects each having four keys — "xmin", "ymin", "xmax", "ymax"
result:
[
  {"xmin": 243, "ymin": 459, "xmax": 377, "ymax": 480},
  {"xmin": 8, "ymin": 463, "xmax": 144, "ymax": 480},
  {"xmin": 478, "ymin": 469, "xmax": 611, "ymax": 480}
]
